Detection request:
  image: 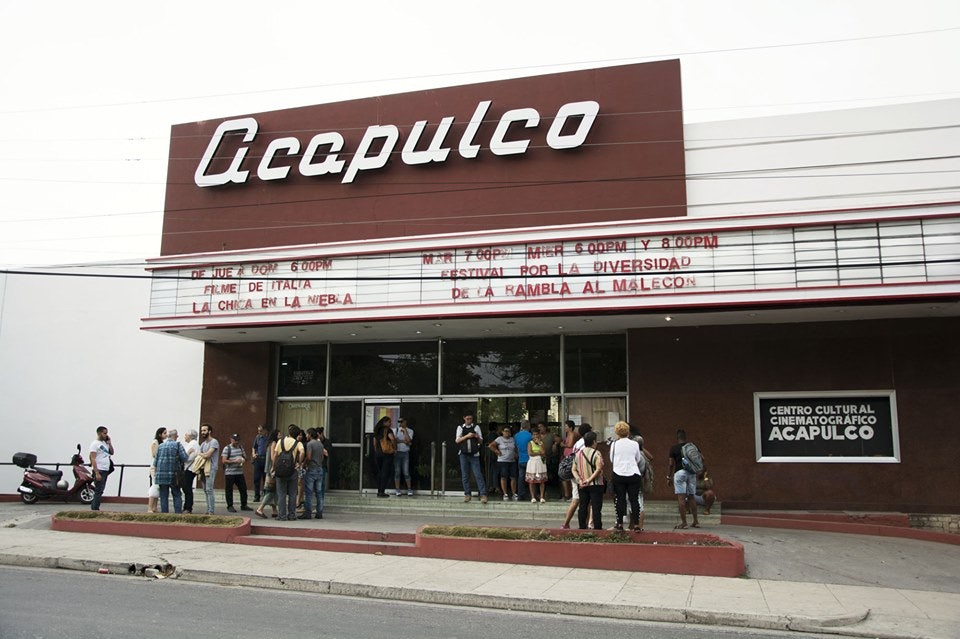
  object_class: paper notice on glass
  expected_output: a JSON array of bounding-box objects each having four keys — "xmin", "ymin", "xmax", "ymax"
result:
[{"xmin": 608, "ymin": 412, "xmax": 620, "ymax": 427}]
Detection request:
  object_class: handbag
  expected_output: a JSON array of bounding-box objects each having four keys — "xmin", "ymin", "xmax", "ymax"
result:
[{"xmin": 380, "ymin": 434, "xmax": 396, "ymax": 455}]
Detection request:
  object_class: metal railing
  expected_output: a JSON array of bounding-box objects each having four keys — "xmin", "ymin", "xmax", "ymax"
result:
[{"xmin": 1, "ymin": 461, "xmax": 150, "ymax": 498}]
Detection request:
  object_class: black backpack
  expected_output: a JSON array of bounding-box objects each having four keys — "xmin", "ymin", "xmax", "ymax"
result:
[{"xmin": 273, "ymin": 438, "xmax": 296, "ymax": 479}]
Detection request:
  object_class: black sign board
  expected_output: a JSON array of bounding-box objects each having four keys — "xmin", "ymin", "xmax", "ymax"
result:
[{"xmin": 754, "ymin": 392, "xmax": 899, "ymax": 462}]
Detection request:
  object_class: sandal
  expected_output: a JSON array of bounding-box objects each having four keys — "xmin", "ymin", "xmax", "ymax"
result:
[
  {"xmin": 254, "ymin": 510, "xmax": 266, "ymax": 519},
  {"xmin": 674, "ymin": 523, "xmax": 688, "ymax": 529}
]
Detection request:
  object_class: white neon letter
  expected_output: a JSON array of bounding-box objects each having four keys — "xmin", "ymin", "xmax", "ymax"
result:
[
  {"xmin": 546, "ymin": 100, "xmax": 599, "ymax": 150},
  {"xmin": 257, "ymin": 137, "xmax": 300, "ymax": 181},
  {"xmin": 299, "ymin": 132, "xmax": 346, "ymax": 177},
  {"xmin": 194, "ymin": 117, "xmax": 258, "ymax": 187},
  {"xmin": 458, "ymin": 100, "xmax": 491, "ymax": 159},
  {"xmin": 402, "ymin": 117, "xmax": 454, "ymax": 165},
  {"xmin": 342, "ymin": 125, "xmax": 399, "ymax": 183},
  {"xmin": 489, "ymin": 108, "xmax": 539, "ymax": 156}
]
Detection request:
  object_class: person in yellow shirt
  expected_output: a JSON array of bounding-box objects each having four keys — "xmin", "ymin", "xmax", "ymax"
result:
[{"xmin": 272, "ymin": 424, "xmax": 305, "ymax": 521}]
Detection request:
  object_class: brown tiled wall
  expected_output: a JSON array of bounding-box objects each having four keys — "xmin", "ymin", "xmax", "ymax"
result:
[{"xmin": 628, "ymin": 317, "xmax": 959, "ymax": 513}]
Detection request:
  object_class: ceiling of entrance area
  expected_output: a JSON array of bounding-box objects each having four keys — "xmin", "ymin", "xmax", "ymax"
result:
[{"xmin": 160, "ymin": 300, "xmax": 958, "ymax": 345}]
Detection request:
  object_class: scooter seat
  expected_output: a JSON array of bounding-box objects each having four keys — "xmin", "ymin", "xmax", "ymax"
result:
[{"xmin": 34, "ymin": 466, "xmax": 63, "ymax": 480}]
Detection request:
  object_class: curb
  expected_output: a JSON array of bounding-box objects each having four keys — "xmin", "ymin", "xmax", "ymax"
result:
[{"xmin": 0, "ymin": 551, "xmax": 874, "ymax": 636}]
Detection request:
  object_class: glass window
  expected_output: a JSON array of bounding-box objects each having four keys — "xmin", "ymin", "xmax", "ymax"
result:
[
  {"xmin": 329, "ymin": 341, "xmax": 438, "ymax": 396},
  {"xmin": 564, "ymin": 334, "xmax": 626, "ymax": 393},
  {"xmin": 278, "ymin": 345, "xmax": 327, "ymax": 396},
  {"xmin": 442, "ymin": 336, "xmax": 560, "ymax": 394}
]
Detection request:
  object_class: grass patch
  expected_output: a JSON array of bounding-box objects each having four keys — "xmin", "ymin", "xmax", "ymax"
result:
[
  {"xmin": 420, "ymin": 525, "xmax": 731, "ymax": 546},
  {"xmin": 421, "ymin": 526, "xmax": 637, "ymax": 544},
  {"xmin": 55, "ymin": 511, "xmax": 243, "ymax": 527}
]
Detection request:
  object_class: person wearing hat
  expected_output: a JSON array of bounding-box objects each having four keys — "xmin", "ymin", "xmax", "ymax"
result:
[{"xmin": 221, "ymin": 433, "xmax": 252, "ymax": 512}]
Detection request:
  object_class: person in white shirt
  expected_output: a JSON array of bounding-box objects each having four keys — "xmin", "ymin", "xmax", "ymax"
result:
[
  {"xmin": 181, "ymin": 429, "xmax": 199, "ymax": 514},
  {"xmin": 610, "ymin": 421, "xmax": 645, "ymax": 532}
]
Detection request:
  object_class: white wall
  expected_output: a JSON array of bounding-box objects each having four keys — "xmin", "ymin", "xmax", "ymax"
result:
[
  {"xmin": 685, "ymin": 98, "xmax": 960, "ymax": 216},
  {"xmin": 0, "ymin": 267, "xmax": 204, "ymax": 497}
]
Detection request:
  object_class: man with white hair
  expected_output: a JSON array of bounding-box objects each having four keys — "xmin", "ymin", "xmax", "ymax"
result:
[
  {"xmin": 181, "ymin": 429, "xmax": 199, "ymax": 514},
  {"xmin": 155, "ymin": 429, "xmax": 188, "ymax": 514}
]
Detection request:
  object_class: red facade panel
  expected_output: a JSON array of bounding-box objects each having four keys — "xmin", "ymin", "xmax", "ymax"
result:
[{"xmin": 161, "ymin": 60, "xmax": 686, "ymax": 256}]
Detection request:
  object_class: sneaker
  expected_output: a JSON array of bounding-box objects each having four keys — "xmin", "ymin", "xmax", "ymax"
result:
[
  {"xmin": 407, "ymin": 489, "xmax": 414, "ymax": 497},
  {"xmin": 463, "ymin": 495, "xmax": 471, "ymax": 502},
  {"xmin": 395, "ymin": 490, "xmax": 402, "ymax": 496},
  {"xmin": 376, "ymin": 493, "xmax": 389, "ymax": 498},
  {"xmin": 297, "ymin": 513, "xmax": 311, "ymax": 519},
  {"xmin": 240, "ymin": 506, "xmax": 253, "ymax": 511},
  {"xmin": 540, "ymin": 498, "xmax": 546, "ymax": 504},
  {"xmin": 512, "ymin": 494, "xmax": 519, "ymax": 501},
  {"xmin": 531, "ymin": 498, "xmax": 537, "ymax": 503},
  {"xmin": 315, "ymin": 513, "xmax": 323, "ymax": 519},
  {"xmin": 227, "ymin": 506, "xmax": 237, "ymax": 513},
  {"xmin": 480, "ymin": 496, "xmax": 488, "ymax": 504},
  {"xmin": 503, "ymin": 494, "xmax": 509, "ymax": 501}
]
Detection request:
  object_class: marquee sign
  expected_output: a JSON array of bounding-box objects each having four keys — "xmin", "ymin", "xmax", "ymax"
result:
[
  {"xmin": 144, "ymin": 213, "xmax": 960, "ymax": 327},
  {"xmin": 754, "ymin": 391, "xmax": 900, "ymax": 463},
  {"xmin": 161, "ymin": 61, "xmax": 687, "ymax": 255}
]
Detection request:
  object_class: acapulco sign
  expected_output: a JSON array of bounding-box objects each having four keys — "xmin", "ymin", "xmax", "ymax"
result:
[
  {"xmin": 161, "ymin": 60, "xmax": 687, "ymax": 255},
  {"xmin": 195, "ymin": 100, "xmax": 600, "ymax": 186}
]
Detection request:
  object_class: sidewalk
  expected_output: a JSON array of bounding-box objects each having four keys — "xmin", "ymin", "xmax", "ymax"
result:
[{"xmin": 1, "ymin": 502, "xmax": 958, "ymax": 638}]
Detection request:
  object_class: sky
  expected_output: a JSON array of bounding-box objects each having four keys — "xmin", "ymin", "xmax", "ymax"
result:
[{"xmin": 1, "ymin": 1, "xmax": 959, "ymax": 269}]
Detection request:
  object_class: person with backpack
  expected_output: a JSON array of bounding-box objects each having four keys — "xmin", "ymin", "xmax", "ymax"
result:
[
  {"xmin": 272, "ymin": 424, "xmax": 304, "ymax": 521},
  {"xmin": 456, "ymin": 414, "xmax": 488, "ymax": 503},
  {"xmin": 572, "ymin": 430, "xmax": 605, "ymax": 530},
  {"xmin": 667, "ymin": 428, "xmax": 702, "ymax": 529}
]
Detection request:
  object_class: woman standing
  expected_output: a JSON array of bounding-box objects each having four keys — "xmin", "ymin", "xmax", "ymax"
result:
[
  {"xmin": 373, "ymin": 416, "xmax": 396, "ymax": 498},
  {"xmin": 148, "ymin": 427, "xmax": 167, "ymax": 513},
  {"xmin": 255, "ymin": 429, "xmax": 280, "ymax": 519},
  {"xmin": 610, "ymin": 421, "xmax": 644, "ymax": 532},
  {"xmin": 525, "ymin": 430, "xmax": 548, "ymax": 503},
  {"xmin": 559, "ymin": 420, "xmax": 577, "ymax": 501},
  {"xmin": 572, "ymin": 430, "xmax": 604, "ymax": 530}
]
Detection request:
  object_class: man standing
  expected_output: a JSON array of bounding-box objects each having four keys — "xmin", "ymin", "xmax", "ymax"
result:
[
  {"xmin": 252, "ymin": 424, "xmax": 268, "ymax": 502},
  {"xmin": 196, "ymin": 423, "xmax": 220, "ymax": 515},
  {"xmin": 221, "ymin": 433, "xmax": 251, "ymax": 512},
  {"xmin": 155, "ymin": 429, "xmax": 188, "ymax": 513},
  {"xmin": 455, "ymin": 414, "xmax": 487, "ymax": 503},
  {"xmin": 514, "ymin": 421, "xmax": 533, "ymax": 501},
  {"xmin": 273, "ymin": 425, "xmax": 304, "ymax": 521},
  {"xmin": 88, "ymin": 426, "xmax": 113, "ymax": 511},
  {"xmin": 300, "ymin": 428, "xmax": 326, "ymax": 519},
  {"xmin": 668, "ymin": 429, "xmax": 701, "ymax": 529},
  {"xmin": 393, "ymin": 417, "xmax": 414, "ymax": 497},
  {"xmin": 181, "ymin": 429, "xmax": 199, "ymax": 514}
]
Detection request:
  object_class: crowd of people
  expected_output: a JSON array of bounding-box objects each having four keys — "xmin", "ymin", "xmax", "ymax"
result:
[{"xmin": 88, "ymin": 416, "xmax": 715, "ymax": 532}]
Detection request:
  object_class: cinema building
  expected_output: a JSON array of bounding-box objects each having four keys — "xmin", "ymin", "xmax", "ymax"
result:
[{"xmin": 143, "ymin": 61, "xmax": 959, "ymax": 513}]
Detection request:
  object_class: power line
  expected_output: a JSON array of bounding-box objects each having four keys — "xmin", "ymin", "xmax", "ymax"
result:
[{"xmin": 2, "ymin": 25, "xmax": 959, "ymax": 116}]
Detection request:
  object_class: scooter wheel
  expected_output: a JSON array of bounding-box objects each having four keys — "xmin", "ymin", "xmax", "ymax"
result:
[
  {"xmin": 20, "ymin": 492, "xmax": 38, "ymax": 504},
  {"xmin": 78, "ymin": 486, "xmax": 95, "ymax": 504}
]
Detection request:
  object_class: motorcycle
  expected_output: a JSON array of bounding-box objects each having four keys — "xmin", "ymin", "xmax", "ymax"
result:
[{"xmin": 13, "ymin": 445, "xmax": 95, "ymax": 504}]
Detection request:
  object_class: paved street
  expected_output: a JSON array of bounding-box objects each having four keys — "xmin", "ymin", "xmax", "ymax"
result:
[{"xmin": 0, "ymin": 566, "xmax": 834, "ymax": 639}]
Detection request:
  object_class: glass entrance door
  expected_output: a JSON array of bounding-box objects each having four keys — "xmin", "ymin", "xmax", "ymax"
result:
[{"xmin": 361, "ymin": 401, "xmax": 400, "ymax": 493}]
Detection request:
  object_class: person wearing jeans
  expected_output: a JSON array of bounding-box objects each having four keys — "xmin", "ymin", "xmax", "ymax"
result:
[
  {"xmin": 155, "ymin": 429, "xmax": 188, "ymax": 514},
  {"xmin": 393, "ymin": 417, "xmax": 415, "ymax": 496},
  {"xmin": 301, "ymin": 428, "xmax": 326, "ymax": 519},
  {"xmin": 273, "ymin": 425, "xmax": 304, "ymax": 520},
  {"xmin": 456, "ymin": 415, "xmax": 487, "ymax": 503},
  {"xmin": 88, "ymin": 426, "xmax": 114, "ymax": 511},
  {"xmin": 197, "ymin": 423, "xmax": 220, "ymax": 515}
]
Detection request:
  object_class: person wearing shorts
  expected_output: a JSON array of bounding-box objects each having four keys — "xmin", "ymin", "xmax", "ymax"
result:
[
  {"xmin": 489, "ymin": 425, "xmax": 518, "ymax": 500},
  {"xmin": 667, "ymin": 429, "xmax": 700, "ymax": 529}
]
